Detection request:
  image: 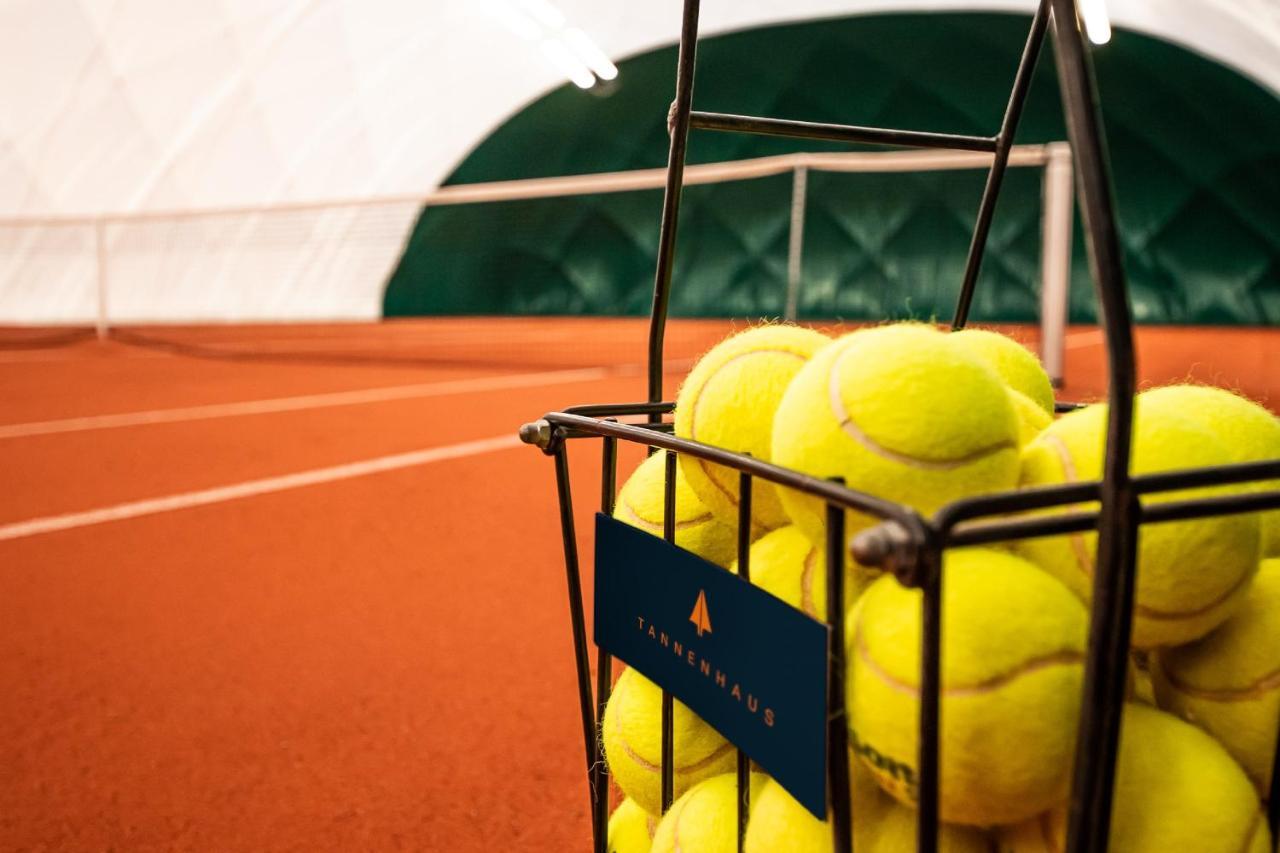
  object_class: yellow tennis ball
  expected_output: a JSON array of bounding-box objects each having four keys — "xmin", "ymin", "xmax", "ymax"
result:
[
  {"xmin": 950, "ymin": 328, "xmax": 1055, "ymax": 414},
  {"xmin": 1152, "ymin": 557, "xmax": 1280, "ymax": 796},
  {"xmin": 608, "ymin": 797, "xmax": 658, "ymax": 853},
  {"xmin": 602, "ymin": 667, "xmax": 737, "ymax": 816},
  {"xmin": 772, "ymin": 323, "xmax": 1020, "ymax": 543},
  {"xmin": 997, "ymin": 704, "xmax": 1271, "ymax": 853},
  {"xmin": 1011, "ymin": 388, "xmax": 1054, "ymax": 445},
  {"xmin": 743, "ymin": 774, "xmax": 990, "ymax": 853},
  {"xmin": 730, "ymin": 525, "xmax": 879, "ymax": 621},
  {"xmin": 675, "ymin": 324, "xmax": 832, "ymax": 533},
  {"xmin": 614, "ymin": 450, "xmax": 739, "ymax": 568},
  {"xmin": 650, "ymin": 771, "xmax": 768, "ymax": 853},
  {"xmin": 1140, "ymin": 384, "xmax": 1280, "ymax": 556},
  {"xmin": 867, "ymin": 801, "xmax": 994, "ymax": 853},
  {"xmin": 1017, "ymin": 399, "xmax": 1261, "ymax": 648},
  {"xmin": 849, "ymin": 548, "xmax": 1087, "ymax": 826},
  {"xmin": 951, "ymin": 328, "xmax": 1055, "ymax": 446}
]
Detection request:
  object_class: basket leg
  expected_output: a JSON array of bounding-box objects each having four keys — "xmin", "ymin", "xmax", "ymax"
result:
[
  {"xmin": 646, "ymin": 0, "xmax": 701, "ymax": 417},
  {"xmin": 952, "ymin": 0, "xmax": 1052, "ymax": 329},
  {"xmin": 1048, "ymin": 3, "xmax": 1140, "ymax": 852},
  {"xmin": 592, "ymin": 435, "xmax": 618, "ymax": 853},
  {"xmin": 552, "ymin": 447, "xmax": 604, "ymax": 849}
]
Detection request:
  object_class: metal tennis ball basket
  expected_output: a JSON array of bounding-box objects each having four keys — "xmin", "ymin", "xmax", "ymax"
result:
[{"xmin": 519, "ymin": 0, "xmax": 1280, "ymax": 850}]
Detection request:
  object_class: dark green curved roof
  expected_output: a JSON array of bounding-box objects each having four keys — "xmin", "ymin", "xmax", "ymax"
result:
[{"xmin": 385, "ymin": 12, "xmax": 1280, "ymax": 326}]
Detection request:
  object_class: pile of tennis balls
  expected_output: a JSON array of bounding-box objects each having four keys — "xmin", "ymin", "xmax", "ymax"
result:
[{"xmin": 604, "ymin": 322, "xmax": 1278, "ymax": 853}]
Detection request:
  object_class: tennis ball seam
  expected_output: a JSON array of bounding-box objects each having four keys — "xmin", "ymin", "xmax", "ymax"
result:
[
  {"xmin": 800, "ymin": 546, "xmax": 819, "ymax": 618},
  {"xmin": 1042, "ymin": 433, "xmax": 1257, "ymax": 621},
  {"xmin": 667, "ymin": 783, "xmax": 699, "ymax": 853},
  {"xmin": 688, "ymin": 347, "xmax": 810, "ymax": 447},
  {"xmin": 1153, "ymin": 656, "xmax": 1280, "ymax": 703},
  {"xmin": 620, "ymin": 736, "xmax": 737, "ymax": 776},
  {"xmin": 686, "ymin": 347, "xmax": 810, "ymax": 504},
  {"xmin": 828, "ymin": 345, "xmax": 1017, "ymax": 469},
  {"xmin": 856, "ymin": 627, "xmax": 1084, "ymax": 696},
  {"xmin": 618, "ymin": 494, "xmax": 716, "ymax": 533}
]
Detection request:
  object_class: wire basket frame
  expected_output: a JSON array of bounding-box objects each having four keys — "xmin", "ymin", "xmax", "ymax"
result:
[{"xmin": 519, "ymin": 1, "xmax": 1280, "ymax": 851}]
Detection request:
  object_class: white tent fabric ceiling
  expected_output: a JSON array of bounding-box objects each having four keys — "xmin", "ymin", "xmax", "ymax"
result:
[{"xmin": 0, "ymin": 0, "xmax": 1276, "ymax": 322}]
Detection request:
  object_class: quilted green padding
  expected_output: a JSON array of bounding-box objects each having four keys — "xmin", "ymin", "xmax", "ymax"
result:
[{"xmin": 384, "ymin": 13, "xmax": 1280, "ymax": 325}]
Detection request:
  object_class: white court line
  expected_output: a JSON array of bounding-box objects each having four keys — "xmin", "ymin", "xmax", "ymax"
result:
[
  {"xmin": 0, "ymin": 366, "xmax": 612, "ymax": 440},
  {"xmin": 0, "ymin": 434, "xmax": 522, "ymax": 543}
]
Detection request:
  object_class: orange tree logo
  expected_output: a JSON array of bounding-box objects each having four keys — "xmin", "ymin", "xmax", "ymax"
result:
[{"xmin": 689, "ymin": 589, "xmax": 712, "ymax": 637}]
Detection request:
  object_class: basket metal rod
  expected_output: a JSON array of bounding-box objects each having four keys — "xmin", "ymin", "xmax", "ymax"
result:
[
  {"xmin": 915, "ymin": 547, "xmax": 944, "ymax": 853},
  {"xmin": 688, "ymin": 112, "xmax": 997, "ymax": 152},
  {"xmin": 952, "ymin": 0, "xmax": 1051, "ymax": 330},
  {"xmin": 1049, "ymin": 2, "xmax": 1141, "ymax": 850},
  {"xmin": 661, "ymin": 450, "xmax": 679, "ymax": 812},
  {"xmin": 592, "ymin": 435, "xmax": 619, "ymax": 853},
  {"xmin": 825, "ymin": 498, "xmax": 855, "ymax": 853},
  {"xmin": 736, "ymin": 470, "xmax": 753, "ymax": 853},
  {"xmin": 646, "ymin": 0, "xmax": 701, "ymax": 420},
  {"xmin": 1269, "ymin": 738, "xmax": 1280, "ymax": 842},
  {"xmin": 552, "ymin": 446, "xmax": 604, "ymax": 848}
]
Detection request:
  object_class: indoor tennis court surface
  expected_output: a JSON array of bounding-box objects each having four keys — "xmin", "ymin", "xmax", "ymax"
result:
[{"xmin": 0, "ymin": 318, "xmax": 1275, "ymax": 850}]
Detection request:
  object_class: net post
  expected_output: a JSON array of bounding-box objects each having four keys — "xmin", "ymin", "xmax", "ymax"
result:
[
  {"xmin": 736, "ymin": 468, "xmax": 754, "ymax": 853},
  {"xmin": 785, "ymin": 165, "xmax": 808, "ymax": 322},
  {"xmin": 1040, "ymin": 141, "xmax": 1073, "ymax": 387},
  {"xmin": 94, "ymin": 218, "xmax": 108, "ymax": 340}
]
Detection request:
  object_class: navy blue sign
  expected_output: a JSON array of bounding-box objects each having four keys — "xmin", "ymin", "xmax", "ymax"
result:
[{"xmin": 594, "ymin": 514, "xmax": 829, "ymax": 817}]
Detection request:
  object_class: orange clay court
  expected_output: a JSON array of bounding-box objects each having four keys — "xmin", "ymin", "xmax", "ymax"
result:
[{"xmin": 1, "ymin": 318, "xmax": 1276, "ymax": 850}]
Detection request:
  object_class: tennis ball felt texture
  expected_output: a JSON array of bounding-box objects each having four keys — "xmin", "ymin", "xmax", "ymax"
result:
[
  {"xmin": 675, "ymin": 324, "xmax": 831, "ymax": 533},
  {"xmin": 743, "ymin": 775, "xmax": 990, "ymax": 853},
  {"xmin": 608, "ymin": 797, "xmax": 658, "ymax": 853},
  {"xmin": 1010, "ymin": 388, "xmax": 1053, "ymax": 446},
  {"xmin": 1140, "ymin": 384, "xmax": 1280, "ymax": 556},
  {"xmin": 772, "ymin": 323, "xmax": 1020, "ymax": 543},
  {"xmin": 997, "ymin": 704, "xmax": 1271, "ymax": 853},
  {"xmin": 614, "ymin": 450, "xmax": 739, "ymax": 569},
  {"xmin": 849, "ymin": 548, "xmax": 1087, "ymax": 826},
  {"xmin": 1017, "ymin": 399, "xmax": 1261, "ymax": 648},
  {"xmin": 651, "ymin": 771, "xmax": 768, "ymax": 853},
  {"xmin": 731, "ymin": 525, "xmax": 879, "ymax": 621},
  {"xmin": 951, "ymin": 328, "xmax": 1055, "ymax": 414},
  {"xmin": 602, "ymin": 667, "xmax": 737, "ymax": 816},
  {"xmin": 1152, "ymin": 557, "xmax": 1280, "ymax": 796}
]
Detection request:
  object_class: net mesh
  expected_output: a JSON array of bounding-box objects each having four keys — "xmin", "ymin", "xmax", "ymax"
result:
[{"xmin": 0, "ymin": 147, "xmax": 1067, "ymax": 370}]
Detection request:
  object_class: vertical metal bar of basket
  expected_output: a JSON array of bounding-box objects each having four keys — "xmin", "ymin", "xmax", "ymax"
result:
[
  {"xmin": 1049, "ymin": 3, "xmax": 1140, "ymax": 851},
  {"xmin": 661, "ymin": 450, "xmax": 679, "ymax": 812},
  {"xmin": 1040, "ymin": 142, "xmax": 1074, "ymax": 388},
  {"xmin": 1268, "ymin": 736, "xmax": 1280, "ymax": 842},
  {"xmin": 951, "ymin": 0, "xmax": 1051, "ymax": 330},
  {"xmin": 1264, "ymin": 732, "xmax": 1274, "ymax": 840},
  {"xmin": 552, "ymin": 446, "xmax": 604, "ymax": 849},
  {"xmin": 784, "ymin": 165, "xmax": 808, "ymax": 322},
  {"xmin": 736, "ymin": 470, "xmax": 754, "ymax": 853},
  {"xmin": 646, "ymin": 0, "xmax": 701, "ymax": 419},
  {"xmin": 915, "ymin": 548, "xmax": 944, "ymax": 853},
  {"xmin": 593, "ymin": 434, "xmax": 619, "ymax": 853},
  {"xmin": 825, "ymin": 499, "xmax": 853, "ymax": 853}
]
